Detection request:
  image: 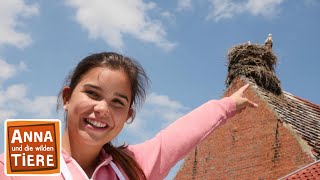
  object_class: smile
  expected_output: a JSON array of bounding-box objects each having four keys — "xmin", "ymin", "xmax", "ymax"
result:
[{"xmin": 85, "ymin": 118, "xmax": 108, "ymax": 128}]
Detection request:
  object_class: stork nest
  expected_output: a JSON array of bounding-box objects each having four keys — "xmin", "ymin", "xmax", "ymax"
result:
[{"xmin": 226, "ymin": 43, "xmax": 282, "ymax": 95}]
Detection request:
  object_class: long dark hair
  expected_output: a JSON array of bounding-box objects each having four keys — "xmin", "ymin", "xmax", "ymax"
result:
[{"xmin": 57, "ymin": 52, "xmax": 149, "ymax": 179}]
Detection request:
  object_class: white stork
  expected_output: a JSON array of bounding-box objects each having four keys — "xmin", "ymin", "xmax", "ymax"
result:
[{"xmin": 264, "ymin": 34, "xmax": 273, "ymax": 51}]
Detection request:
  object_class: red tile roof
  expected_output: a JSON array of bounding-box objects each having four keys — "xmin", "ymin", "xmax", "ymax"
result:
[{"xmin": 280, "ymin": 160, "xmax": 320, "ymax": 179}]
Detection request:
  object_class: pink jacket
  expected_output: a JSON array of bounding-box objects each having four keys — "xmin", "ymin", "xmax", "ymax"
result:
[{"xmin": 0, "ymin": 97, "xmax": 236, "ymax": 180}]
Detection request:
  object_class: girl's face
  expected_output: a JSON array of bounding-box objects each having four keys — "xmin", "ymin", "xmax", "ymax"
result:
[{"xmin": 63, "ymin": 67, "xmax": 132, "ymax": 147}]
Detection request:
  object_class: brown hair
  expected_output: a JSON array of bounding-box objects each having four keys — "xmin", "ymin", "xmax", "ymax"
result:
[{"xmin": 57, "ymin": 52, "xmax": 149, "ymax": 179}]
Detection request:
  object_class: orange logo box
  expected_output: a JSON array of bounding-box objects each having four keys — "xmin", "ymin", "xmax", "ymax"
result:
[{"xmin": 5, "ymin": 119, "xmax": 61, "ymax": 175}]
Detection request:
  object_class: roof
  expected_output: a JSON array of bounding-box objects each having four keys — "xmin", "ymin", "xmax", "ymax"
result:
[
  {"xmin": 279, "ymin": 160, "xmax": 320, "ymax": 179},
  {"xmin": 248, "ymin": 78, "xmax": 320, "ymax": 158}
]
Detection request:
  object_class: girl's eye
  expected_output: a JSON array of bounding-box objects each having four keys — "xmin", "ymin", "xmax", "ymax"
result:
[
  {"xmin": 112, "ymin": 99, "xmax": 124, "ymax": 106},
  {"xmin": 85, "ymin": 90, "xmax": 100, "ymax": 100}
]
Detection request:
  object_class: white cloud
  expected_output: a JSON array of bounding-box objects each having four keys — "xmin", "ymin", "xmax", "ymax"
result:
[
  {"xmin": 146, "ymin": 93, "xmax": 186, "ymax": 111},
  {"xmin": 0, "ymin": 85, "xmax": 57, "ymax": 122},
  {"xmin": 123, "ymin": 93, "xmax": 189, "ymax": 143},
  {"xmin": 207, "ymin": 0, "xmax": 284, "ymax": 21},
  {"xmin": 177, "ymin": 0, "xmax": 193, "ymax": 11},
  {"xmin": 0, "ymin": 110, "xmax": 17, "ymax": 122},
  {"xmin": 0, "ymin": 58, "xmax": 28, "ymax": 84},
  {"xmin": 246, "ymin": 0, "xmax": 284, "ymax": 16},
  {"xmin": 160, "ymin": 11, "xmax": 176, "ymax": 25},
  {"xmin": 66, "ymin": 0, "xmax": 176, "ymax": 51},
  {"xmin": 18, "ymin": 61, "xmax": 28, "ymax": 71},
  {"xmin": 0, "ymin": 60, "xmax": 56, "ymax": 122},
  {"xmin": 22, "ymin": 96, "xmax": 57, "ymax": 117},
  {"xmin": 122, "ymin": 116, "xmax": 151, "ymax": 143},
  {"xmin": 0, "ymin": 0, "xmax": 39, "ymax": 48},
  {"xmin": 0, "ymin": 59, "xmax": 17, "ymax": 82},
  {"xmin": 4, "ymin": 84, "xmax": 27, "ymax": 100}
]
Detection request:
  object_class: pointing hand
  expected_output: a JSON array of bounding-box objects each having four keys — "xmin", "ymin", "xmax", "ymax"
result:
[{"xmin": 229, "ymin": 84, "xmax": 258, "ymax": 113}]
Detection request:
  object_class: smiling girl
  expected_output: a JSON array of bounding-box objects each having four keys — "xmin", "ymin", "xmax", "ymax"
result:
[{"xmin": 0, "ymin": 52, "xmax": 257, "ymax": 180}]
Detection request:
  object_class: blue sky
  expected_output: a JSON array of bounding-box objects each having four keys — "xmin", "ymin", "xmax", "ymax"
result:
[{"xmin": 0, "ymin": 0, "xmax": 319, "ymax": 179}]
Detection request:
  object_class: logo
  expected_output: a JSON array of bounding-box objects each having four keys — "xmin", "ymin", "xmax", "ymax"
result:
[{"xmin": 5, "ymin": 119, "xmax": 61, "ymax": 175}]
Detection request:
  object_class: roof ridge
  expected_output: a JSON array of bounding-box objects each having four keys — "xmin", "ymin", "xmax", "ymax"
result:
[{"xmin": 283, "ymin": 91, "xmax": 320, "ymax": 110}]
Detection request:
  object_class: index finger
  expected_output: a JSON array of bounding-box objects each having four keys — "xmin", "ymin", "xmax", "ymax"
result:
[{"xmin": 238, "ymin": 84, "xmax": 250, "ymax": 94}]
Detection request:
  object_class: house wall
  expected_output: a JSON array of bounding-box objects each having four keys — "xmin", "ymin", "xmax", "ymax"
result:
[{"xmin": 175, "ymin": 80, "xmax": 314, "ymax": 179}]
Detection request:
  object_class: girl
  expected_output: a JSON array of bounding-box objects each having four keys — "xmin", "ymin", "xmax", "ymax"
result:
[{"xmin": 0, "ymin": 52, "xmax": 257, "ymax": 180}]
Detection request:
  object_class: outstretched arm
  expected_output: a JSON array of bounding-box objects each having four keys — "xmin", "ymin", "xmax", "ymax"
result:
[{"xmin": 128, "ymin": 84, "xmax": 258, "ymax": 179}]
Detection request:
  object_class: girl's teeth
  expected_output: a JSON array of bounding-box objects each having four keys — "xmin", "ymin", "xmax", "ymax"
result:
[{"xmin": 86, "ymin": 119, "xmax": 107, "ymax": 128}]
